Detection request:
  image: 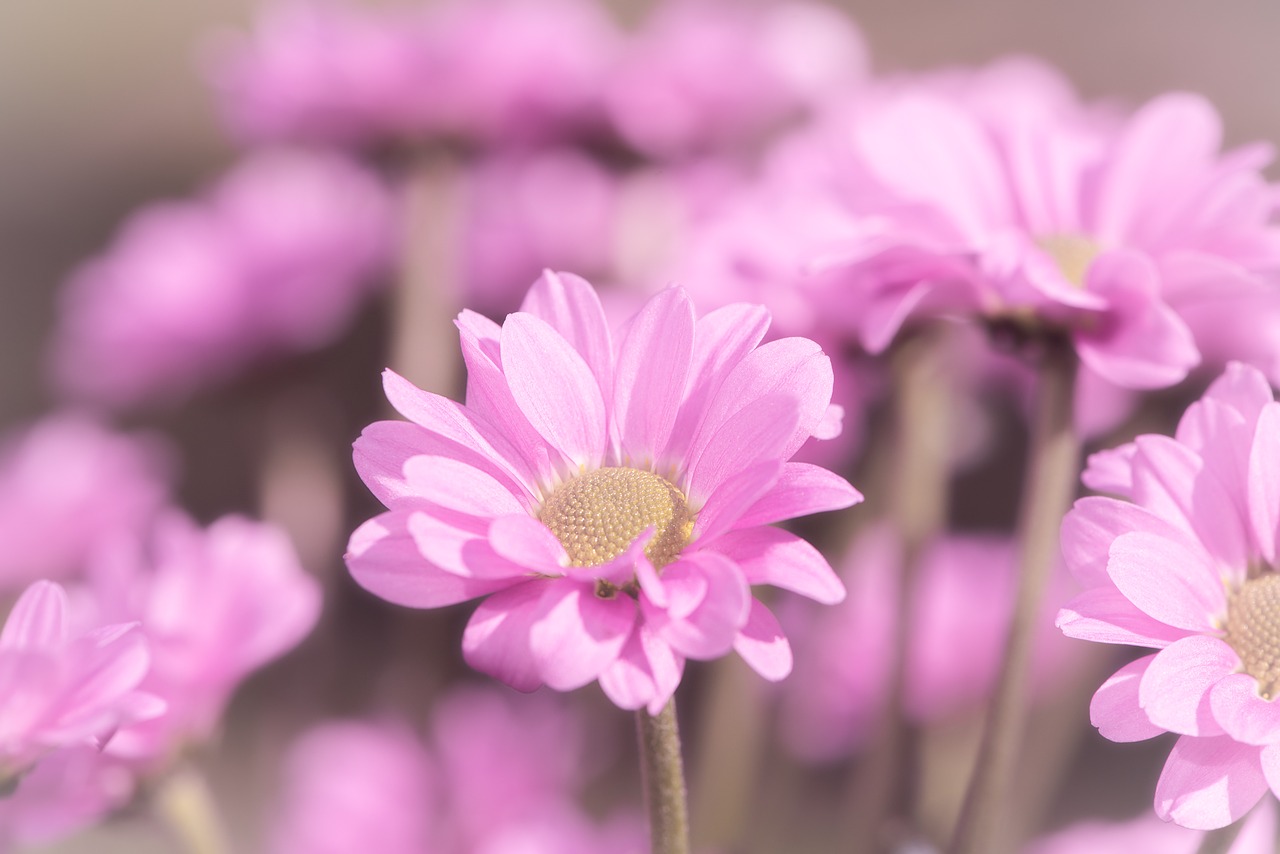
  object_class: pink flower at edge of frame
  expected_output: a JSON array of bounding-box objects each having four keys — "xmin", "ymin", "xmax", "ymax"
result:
[
  {"xmin": 1059, "ymin": 361, "xmax": 1280, "ymax": 828},
  {"xmin": 345, "ymin": 271, "xmax": 861, "ymax": 713}
]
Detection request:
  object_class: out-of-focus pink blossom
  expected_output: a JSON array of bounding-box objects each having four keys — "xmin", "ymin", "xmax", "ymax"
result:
[
  {"xmin": 606, "ymin": 0, "xmax": 866, "ymax": 158},
  {"xmin": 0, "ymin": 581, "xmax": 159, "ymax": 782},
  {"xmin": 269, "ymin": 688, "xmax": 645, "ymax": 854},
  {"xmin": 209, "ymin": 0, "xmax": 620, "ymax": 148},
  {"xmin": 52, "ymin": 148, "xmax": 394, "ymax": 408},
  {"xmin": 0, "ymin": 746, "xmax": 136, "ymax": 853},
  {"xmin": 87, "ymin": 514, "xmax": 321, "ymax": 766},
  {"xmin": 784, "ymin": 58, "xmax": 1280, "ymax": 389},
  {"xmin": 780, "ymin": 525, "xmax": 1079, "ymax": 762},
  {"xmin": 1059, "ymin": 362, "xmax": 1280, "ymax": 828},
  {"xmin": 1027, "ymin": 799, "xmax": 1277, "ymax": 854},
  {"xmin": 0, "ymin": 415, "xmax": 170, "ymax": 589},
  {"xmin": 346, "ymin": 271, "xmax": 859, "ymax": 713}
]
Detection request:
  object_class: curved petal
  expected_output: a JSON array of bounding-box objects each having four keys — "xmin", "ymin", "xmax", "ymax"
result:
[
  {"xmin": 642, "ymin": 553, "xmax": 751, "ymax": 660},
  {"xmin": 1210, "ymin": 673, "xmax": 1280, "ymax": 746},
  {"xmin": 598, "ymin": 625, "xmax": 684, "ymax": 715},
  {"xmin": 1061, "ymin": 495, "xmax": 1197, "ymax": 589},
  {"xmin": 1138, "ymin": 635, "xmax": 1235, "ymax": 736},
  {"xmin": 519, "ymin": 270, "xmax": 613, "ymax": 398},
  {"xmin": 1080, "ymin": 444, "xmax": 1137, "ymax": 498},
  {"xmin": 0, "ymin": 581, "xmax": 67, "ymax": 651},
  {"xmin": 461, "ymin": 580, "xmax": 553, "ymax": 693},
  {"xmin": 614, "ymin": 287, "xmax": 694, "ymax": 464},
  {"xmin": 1090, "ymin": 655, "xmax": 1164, "ymax": 742},
  {"xmin": 693, "ymin": 460, "xmax": 782, "ymax": 543},
  {"xmin": 686, "ymin": 394, "xmax": 798, "ymax": 506},
  {"xmin": 1155, "ymin": 735, "xmax": 1267, "ymax": 830},
  {"xmin": 1248, "ymin": 402, "xmax": 1280, "ymax": 564},
  {"xmin": 402, "ymin": 456, "xmax": 528, "ymax": 519},
  {"xmin": 346, "ymin": 512, "xmax": 515, "ymax": 607},
  {"xmin": 1055, "ymin": 587, "xmax": 1188, "ymax": 648},
  {"xmin": 1107, "ymin": 530, "xmax": 1225, "ymax": 633},
  {"xmin": 708, "ymin": 527, "xmax": 844, "ymax": 605},
  {"xmin": 501, "ymin": 312, "xmax": 607, "ymax": 469},
  {"xmin": 529, "ymin": 581, "xmax": 636, "ymax": 691},
  {"xmin": 734, "ymin": 600, "xmax": 792, "ymax": 681},
  {"xmin": 488, "ymin": 514, "xmax": 565, "ymax": 576},
  {"xmin": 733, "ymin": 463, "xmax": 863, "ymax": 530},
  {"xmin": 1260, "ymin": 743, "xmax": 1280, "ymax": 799}
]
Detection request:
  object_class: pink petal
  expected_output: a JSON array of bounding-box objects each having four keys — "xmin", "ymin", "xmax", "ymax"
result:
[
  {"xmin": 1203, "ymin": 362, "xmax": 1274, "ymax": 425},
  {"xmin": 613, "ymin": 287, "xmax": 694, "ymax": 463},
  {"xmin": 406, "ymin": 512, "xmax": 525, "ymax": 579},
  {"xmin": 1107, "ymin": 530, "xmax": 1225, "ymax": 632},
  {"xmin": 519, "ymin": 270, "xmax": 614, "ymax": 399},
  {"xmin": 642, "ymin": 553, "xmax": 751, "ymax": 660},
  {"xmin": 1155, "ymin": 735, "xmax": 1267, "ymax": 830},
  {"xmin": 709, "ymin": 527, "xmax": 845, "ymax": 605},
  {"xmin": 346, "ymin": 512, "xmax": 515, "ymax": 607},
  {"xmin": 49, "ymin": 625, "xmax": 151, "ymax": 739},
  {"xmin": 461, "ymin": 581, "xmax": 553, "ymax": 693},
  {"xmin": 501, "ymin": 312, "xmax": 607, "ymax": 469},
  {"xmin": 1090, "ymin": 655, "xmax": 1164, "ymax": 742},
  {"xmin": 1061, "ymin": 496, "xmax": 1197, "ymax": 589},
  {"xmin": 734, "ymin": 463, "xmax": 863, "ymax": 529},
  {"xmin": 673, "ymin": 303, "xmax": 771, "ymax": 448},
  {"xmin": 598, "ymin": 624, "xmax": 684, "ymax": 714},
  {"xmin": 693, "ymin": 460, "xmax": 782, "ymax": 543},
  {"xmin": 733, "ymin": 600, "xmax": 792, "ymax": 681},
  {"xmin": 860, "ymin": 280, "xmax": 935, "ymax": 354},
  {"xmin": 686, "ymin": 394, "xmax": 798, "ymax": 505},
  {"xmin": 487, "ymin": 514, "xmax": 565, "ymax": 576},
  {"xmin": 1056, "ymin": 587, "xmax": 1188, "ymax": 648},
  {"xmin": 1139, "ymin": 635, "xmax": 1235, "ymax": 736},
  {"xmin": 1260, "ymin": 743, "xmax": 1280, "ymax": 798},
  {"xmin": 0, "ymin": 581, "xmax": 68, "ymax": 650},
  {"xmin": 1210, "ymin": 673, "xmax": 1280, "ymax": 745},
  {"xmin": 402, "ymin": 455, "xmax": 528, "ymax": 518},
  {"xmin": 1248, "ymin": 402, "xmax": 1280, "ymax": 563},
  {"xmin": 528, "ymin": 581, "xmax": 636, "ymax": 691},
  {"xmin": 1080, "ymin": 444, "xmax": 1137, "ymax": 497}
]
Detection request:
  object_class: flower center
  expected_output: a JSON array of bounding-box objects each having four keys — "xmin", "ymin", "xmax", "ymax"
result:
[
  {"xmin": 1225, "ymin": 574, "xmax": 1280, "ymax": 700},
  {"xmin": 1036, "ymin": 234, "xmax": 1100, "ymax": 288},
  {"xmin": 538, "ymin": 467, "xmax": 693, "ymax": 570}
]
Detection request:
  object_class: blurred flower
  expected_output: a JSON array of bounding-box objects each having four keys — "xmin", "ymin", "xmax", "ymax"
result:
[
  {"xmin": 0, "ymin": 746, "xmax": 136, "ymax": 853},
  {"xmin": 209, "ymin": 0, "xmax": 619, "ymax": 148},
  {"xmin": 606, "ymin": 0, "xmax": 867, "ymax": 159},
  {"xmin": 346, "ymin": 271, "xmax": 859, "ymax": 713},
  {"xmin": 1058, "ymin": 362, "xmax": 1280, "ymax": 828},
  {"xmin": 269, "ymin": 688, "xmax": 645, "ymax": 854},
  {"xmin": 51, "ymin": 148, "xmax": 394, "ymax": 408},
  {"xmin": 1027, "ymin": 799, "xmax": 1277, "ymax": 854},
  {"xmin": 0, "ymin": 581, "xmax": 159, "ymax": 784},
  {"xmin": 779, "ymin": 525, "xmax": 1078, "ymax": 761},
  {"xmin": 87, "ymin": 513, "xmax": 321, "ymax": 767},
  {"xmin": 0, "ymin": 414, "xmax": 171, "ymax": 590}
]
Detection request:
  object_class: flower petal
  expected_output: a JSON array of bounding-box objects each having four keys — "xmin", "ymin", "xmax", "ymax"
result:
[
  {"xmin": 642, "ymin": 553, "xmax": 751, "ymax": 660},
  {"xmin": 693, "ymin": 460, "xmax": 782, "ymax": 543},
  {"xmin": 529, "ymin": 582, "xmax": 636, "ymax": 691},
  {"xmin": 1155, "ymin": 735, "xmax": 1267, "ymax": 830},
  {"xmin": 1248, "ymin": 402, "xmax": 1280, "ymax": 564},
  {"xmin": 733, "ymin": 463, "xmax": 863, "ymax": 530},
  {"xmin": 734, "ymin": 600, "xmax": 792, "ymax": 681},
  {"xmin": 519, "ymin": 270, "xmax": 613, "ymax": 399},
  {"xmin": 0, "ymin": 581, "xmax": 67, "ymax": 650},
  {"xmin": 686, "ymin": 394, "xmax": 798, "ymax": 505},
  {"xmin": 598, "ymin": 625, "xmax": 684, "ymax": 715},
  {"xmin": 461, "ymin": 581, "xmax": 553, "ymax": 693},
  {"xmin": 709, "ymin": 527, "xmax": 845, "ymax": 605},
  {"xmin": 1055, "ymin": 587, "xmax": 1188, "ymax": 648},
  {"xmin": 1210, "ymin": 673, "xmax": 1280, "ymax": 746},
  {"xmin": 1090, "ymin": 655, "xmax": 1164, "ymax": 742},
  {"xmin": 488, "ymin": 514, "xmax": 565, "ymax": 576},
  {"xmin": 402, "ymin": 455, "xmax": 528, "ymax": 519},
  {"xmin": 1107, "ymin": 530, "xmax": 1225, "ymax": 633},
  {"xmin": 1061, "ymin": 496, "xmax": 1199, "ymax": 589},
  {"xmin": 1139, "ymin": 635, "xmax": 1234, "ymax": 736},
  {"xmin": 614, "ymin": 287, "xmax": 694, "ymax": 464}
]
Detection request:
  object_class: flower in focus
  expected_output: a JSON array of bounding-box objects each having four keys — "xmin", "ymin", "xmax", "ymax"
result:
[
  {"xmin": 0, "ymin": 415, "xmax": 171, "ymax": 591},
  {"xmin": 86, "ymin": 513, "xmax": 321, "ymax": 766},
  {"xmin": 51, "ymin": 148, "xmax": 394, "ymax": 408},
  {"xmin": 346, "ymin": 271, "xmax": 860, "ymax": 712},
  {"xmin": 723, "ymin": 57, "xmax": 1280, "ymax": 389},
  {"xmin": 1059, "ymin": 362, "xmax": 1280, "ymax": 828},
  {"xmin": 269, "ymin": 687, "xmax": 645, "ymax": 854},
  {"xmin": 0, "ymin": 581, "xmax": 160, "ymax": 784}
]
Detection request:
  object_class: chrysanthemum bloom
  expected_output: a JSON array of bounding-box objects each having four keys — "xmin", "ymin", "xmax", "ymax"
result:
[
  {"xmin": 347, "ymin": 271, "xmax": 859, "ymax": 712},
  {"xmin": 86, "ymin": 513, "xmax": 321, "ymax": 765},
  {"xmin": 733, "ymin": 58, "xmax": 1280, "ymax": 389},
  {"xmin": 51, "ymin": 148, "xmax": 393, "ymax": 408},
  {"xmin": 0, "ymin": 415, "xmax": 170, "ymax": 590},
  {"xmin": 0, "ymin": 581, "xmax": 160, "ymax": 786},
  {"xmin": 1058, "ymin": 362, "xmax": 1280, "ymax": 828}
]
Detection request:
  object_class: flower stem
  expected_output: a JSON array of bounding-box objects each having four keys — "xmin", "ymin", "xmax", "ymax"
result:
[
  {"xmin": 948, "ymin": 340, "xmax": 1079, "ymax": 854},
  {"xmin": 1195, "ymin": 821, "xmax": 1244, "ymax": 854},
  {"xmin": 152, "ymin": 764, "xmax": 231, "ymax": 854},
  {"xmin": 638, "ymin": 700, "xmax": 692, "ymax": 854}
]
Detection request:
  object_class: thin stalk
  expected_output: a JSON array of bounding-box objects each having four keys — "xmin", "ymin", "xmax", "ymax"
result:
[
  {"xmin": 152, "ymin": 765, "xmax": 231, "ymax": 854},
  {"xmin": 1195, "ymin": 821, "xmax": 1244, "ymax": 854},
  {"xmin": 638, "ymin": 700, "xmax": 692, "ymax": 854},
  {"xmin": 948, "ymin": 341, "xmax": 1079, "ymax": 854}
]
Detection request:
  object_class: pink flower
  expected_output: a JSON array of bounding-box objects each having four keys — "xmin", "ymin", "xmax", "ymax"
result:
[
  {"xmin": 51, "ymin": 148, "xmax": 394, "ymax": 408},
  {"xmin": 738, "ymin": 58, "xmax": 1280, "ymax": 389},
  {"xmin": 0, "ymin": 415, "xmax": 170, "ymax": 590},
  {"xmin": 0, "ymin": 581, "xmax": 159, "ymax": 783},
  {"xmin": 1059, "ymin": 361, "xmax": 1280, "ymax": 828},
  {"xmin": 0, "ymin": 746, "xmax": 136, "ymax": 852},
  {"xmin": 87, "ymin": 513, "xmax": 321, "ymax": 766},
  {"xmin": 606, "ymin": 0, "xmax": 866, "ymax": 158},
  {"xmin": 346, "ymin": 271, "xmax": 860, "ymax": 712},
  {"xmin": 1027, "ymin": 799, "xmax": 1277, "ymax": 854},
  {"xmin": 779, "ymin": 525, "xmax": 1078, "ymax": 761}
]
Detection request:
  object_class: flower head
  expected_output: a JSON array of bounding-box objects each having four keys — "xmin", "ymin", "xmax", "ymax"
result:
[
  {"xmin": 346, "ymin": 271, "xmax": 860, "ymax": 712},
  {"xmin": 1060, "ymin": 362, "xmax": 1280, "ymax": 828}
]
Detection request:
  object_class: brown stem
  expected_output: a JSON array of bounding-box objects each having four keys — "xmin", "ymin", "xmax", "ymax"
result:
[
  {"xmin": 638, "ymin": 700, "xmax": 692, "ymax": 854},
  {"xmin": 948, "ymin": 341, "xmax": 1080, "ymax": 854}
]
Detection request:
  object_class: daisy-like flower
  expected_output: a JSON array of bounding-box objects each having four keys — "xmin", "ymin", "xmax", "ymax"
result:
[
  {"xmin": 1059, "ymin": 361, "xmax": 1280, "ymax": 829},
  {"xmin": 346, "ymin": 271, "xmax": 859, "ymax": 712}
]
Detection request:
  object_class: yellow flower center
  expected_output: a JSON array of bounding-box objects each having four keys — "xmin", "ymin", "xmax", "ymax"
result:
[
  {"xmin": 1036, "ymin": 234, "xmax": 1101, "ymax": 288},
  {"xmin": 538, "ymin": 467, "xmax": 693, "ymax": 570},
  {"xmin": 1225, "ymin": 574, "xmax": 1280, "ymax": 700}
]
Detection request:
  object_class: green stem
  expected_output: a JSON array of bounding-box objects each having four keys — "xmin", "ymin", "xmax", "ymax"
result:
[
  {"xmin": 152, "ymin": 765, "xmax": 231, "ymax": 854},
  {"xmin": 948, "ymin": 341, "xmax": 1079, "ymax": 854},
  {"xmin": 638, "ymin": 700, "xmax": 692, "ymax": 854}
]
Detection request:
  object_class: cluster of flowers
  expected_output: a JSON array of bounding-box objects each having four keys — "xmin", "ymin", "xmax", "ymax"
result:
[{"xmin": 12, "ymin": 0, "xmax": 1280, "ymax": 851}]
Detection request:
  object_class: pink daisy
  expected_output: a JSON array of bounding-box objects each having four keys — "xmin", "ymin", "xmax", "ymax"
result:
[
  {"xmin": 1059, "ymin": 361, "xmax": 1280, "ymax": 828},
  {"xmin": 346, "ymin": 271, "xmax": 860, "ymax": 712}
]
